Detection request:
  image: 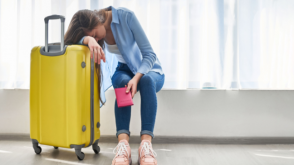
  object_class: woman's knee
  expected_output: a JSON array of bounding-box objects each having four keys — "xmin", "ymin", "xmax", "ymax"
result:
[
  {"xmin": 138, "ymin": 74, "xmax": 155, "ymax": 89},
  {"xmin": 112, "ymin": 74, "xmax": 132, "ymax": 88}
]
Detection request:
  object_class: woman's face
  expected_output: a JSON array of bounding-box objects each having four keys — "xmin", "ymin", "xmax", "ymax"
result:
[{"xmin": 85, "ymin": 24, "xmax": 106, "ymax": 42}]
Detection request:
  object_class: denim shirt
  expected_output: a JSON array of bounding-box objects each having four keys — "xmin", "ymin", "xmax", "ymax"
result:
[{"xmin": 78, "ymin": 6, "xmax": 164, "ymax": 108}]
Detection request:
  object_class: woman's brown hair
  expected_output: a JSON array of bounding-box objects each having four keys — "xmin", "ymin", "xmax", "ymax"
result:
[{"xmin": 64, "ymin": 8, "xmax": 109, "ymax": 107}]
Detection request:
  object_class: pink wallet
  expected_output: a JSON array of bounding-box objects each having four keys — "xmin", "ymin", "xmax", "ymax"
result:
[{"xmin": 114, "ymin": 86, "xmax": 134, "ymax": 108}]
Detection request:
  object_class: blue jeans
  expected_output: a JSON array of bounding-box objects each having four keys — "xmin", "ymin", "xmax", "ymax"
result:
[{"xmin": 111, "ymin": 62, "xmax": 165, "ymax": 139}]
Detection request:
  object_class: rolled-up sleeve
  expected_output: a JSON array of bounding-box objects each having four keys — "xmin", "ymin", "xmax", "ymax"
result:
[{"xmin": 129, "ymin": 12, "xmax": 157, "ymax": 75}]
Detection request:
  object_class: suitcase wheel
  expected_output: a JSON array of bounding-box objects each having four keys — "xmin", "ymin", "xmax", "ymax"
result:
[
  {"xmin": 34, "ymin": 146, "xmax": 42, "ymax": 154},
  {"xmin": 54, "ymin": 147, "xmax": 58, "ymax": 149},
  {"xmin": 93, "ymin": 145, "xmax": 100, "ymax": 154},
  {"xmin": 75, "ymin": 149, "xmax": 85, "ymax": 160},
  {"xmin": 32, "ymin": 140, "xmax": 42, "ymax": 154}
]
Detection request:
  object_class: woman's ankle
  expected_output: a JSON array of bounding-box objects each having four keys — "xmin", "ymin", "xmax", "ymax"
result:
[
  {"xmin": 141, "ymin": 134, "xmax": 152, "ymax": 142},
  {"xmin": 118, "ymin": 133, "xmax": 130, "ymax": 143}
]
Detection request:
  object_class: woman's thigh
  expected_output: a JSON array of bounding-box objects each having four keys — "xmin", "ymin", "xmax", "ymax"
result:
[
  {"xmin": 137, "ymin": 71, "xmax": 165, "ymax": 93},
  {"xmin": 111, "ymin": 69, "xmax": 134, "ymax": 88}
]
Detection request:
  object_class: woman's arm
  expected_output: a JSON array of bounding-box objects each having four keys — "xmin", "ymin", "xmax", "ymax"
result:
[
  {"xmin": 78, "ymin": 36, "xmax": 93, "ymax": 45},
  {"xmin": 128, "ymin": 12, "xmax": 157, "ymax": 75},
  {"xmin": 78, "ymin": 36, "xmax": 106, "ymax": 64}
]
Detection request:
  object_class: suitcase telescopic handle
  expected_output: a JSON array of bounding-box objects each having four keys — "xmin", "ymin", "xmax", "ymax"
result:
[{"xmin": 44, "ymin": 15, "xmax": 65, "ymax": 52}]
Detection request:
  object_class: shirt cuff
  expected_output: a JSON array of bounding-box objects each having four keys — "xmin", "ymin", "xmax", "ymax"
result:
[
  {"xmin": 136, "ymin": 61, "xmax": 152, "ymax": 75},
  {"xmin": 78, "ymin": 36, "xmax": 86, "ymax": 45}
]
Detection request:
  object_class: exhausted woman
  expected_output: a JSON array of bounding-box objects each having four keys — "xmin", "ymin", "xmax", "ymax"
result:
[{"xmin": 64, "ymin": 6, "xmax": 165, "ymax": 165}]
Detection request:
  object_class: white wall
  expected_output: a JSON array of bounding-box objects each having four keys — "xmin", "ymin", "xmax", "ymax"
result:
[{"xmin": 1, "ymin": 89, "xmax": 294, "ymax": 137}]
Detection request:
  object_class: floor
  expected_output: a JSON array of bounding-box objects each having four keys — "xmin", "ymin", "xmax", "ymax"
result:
[{"xmin": 1, "ymin": 140, "xmax": 294, "ymax": 165}]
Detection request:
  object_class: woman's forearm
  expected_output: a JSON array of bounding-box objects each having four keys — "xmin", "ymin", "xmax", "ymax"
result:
[
  {"xmin": 134, "ymin": 72, "xmax": 144, "ymax": 82},
  {"xmin": 83, "ymin": 36, "xmax": 92, "ymax": 45}
]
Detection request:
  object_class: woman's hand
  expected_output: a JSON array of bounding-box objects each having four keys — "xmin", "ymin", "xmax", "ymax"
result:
[
  {"xmin": 87, "ymin": 36, "xmax": 106, "ymax": 64},
  {"xmin": 125, "ymin": 78, "xmax": 139, "ymax": 99}
]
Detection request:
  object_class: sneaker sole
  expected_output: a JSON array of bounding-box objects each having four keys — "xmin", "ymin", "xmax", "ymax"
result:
[{"xmin": 111, "ymin": 157, "xmax": 132, "ymax": 165}]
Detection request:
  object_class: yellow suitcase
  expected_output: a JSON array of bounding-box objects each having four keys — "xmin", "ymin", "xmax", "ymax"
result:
[{"xmin": 30, "ymin": 15, "xmax": 100, "ymax": 160}]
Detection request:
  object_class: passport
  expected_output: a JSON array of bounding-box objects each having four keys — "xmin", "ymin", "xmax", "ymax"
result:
[{"xmin": 114, "ymin": 86, "xmax": 134, "ymax": 108}]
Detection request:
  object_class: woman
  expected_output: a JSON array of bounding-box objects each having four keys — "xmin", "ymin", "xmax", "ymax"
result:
[{"xmin": 64, "ymin": 6, "xmax": 164, "ymax": 165}]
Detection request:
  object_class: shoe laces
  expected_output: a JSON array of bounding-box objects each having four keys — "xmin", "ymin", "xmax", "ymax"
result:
[
  {"xmin": 113, "ymin": 142, "xmax": 130, "ymax": 159},
  {"xmin": 140, "ymin": 142, "xmax": 157, "ymax": 158}
]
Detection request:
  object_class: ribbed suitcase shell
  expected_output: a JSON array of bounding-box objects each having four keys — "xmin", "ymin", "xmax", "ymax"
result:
[{"xmin": 30, "ymin": 45, "xmax": 100, "ymax": 149}]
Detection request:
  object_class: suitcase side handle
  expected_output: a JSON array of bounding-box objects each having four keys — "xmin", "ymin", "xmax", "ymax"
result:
[{"xmin": 44, "ymin": 15, "xmax": 65, "ymax": 52}]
